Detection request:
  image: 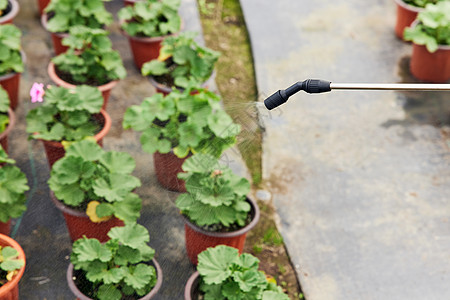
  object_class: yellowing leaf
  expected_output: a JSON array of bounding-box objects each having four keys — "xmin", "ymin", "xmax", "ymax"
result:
[
  {"xmin": 157, "ymin": 51, "xmax": 172, "ymax": 62},
  {"xmin": 6, "ymin": 270, "xmax": 17, "ymax": 281},
  {"xmin": 86, "ymin": 201, "xmax": 111, "ymax": 223}
]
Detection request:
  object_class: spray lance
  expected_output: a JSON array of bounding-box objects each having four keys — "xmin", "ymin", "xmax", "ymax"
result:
[{"xmin": 264, "ymin": 79, "xmax": 450, "ymax": 110}]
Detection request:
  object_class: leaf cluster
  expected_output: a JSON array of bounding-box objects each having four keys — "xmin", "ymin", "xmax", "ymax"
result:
[
  {"xmin": 26, "ymin": 85, "xmax": 104, "ymax": 142},
  {"xmin": 123, "ymin": 86, "xmax": 240, "ymax": 158},
  {"xmin": 175, "ymin": 153, "xmax": 250, "ymax": 228},
  {"xmin": 0, "ymin": 24, "xmax": 24, "ymax": 76},
  {"xmin": 118, "ymin": 0, "xmax": 181, "ymax": 38},
  {"xmin": 403, "ymin": 0, "xmax": 444, "ymax": 8},
  {"xmin": 404, "ymin": 1, "xmax": 450, "ymax": 52},
  {"xmin": 52, "ymin": 26, "xmax": 127, "ymax": 85},
  {"xmin": 141, "ymin": 31, "xmax": 220, "ymax": 88},
  {"xmin": 71, "ymin": 224, "xmax": 157, "ymax": 300},
  {"xmin": 0, "ymin": 86, "xmax": 9, "ymax": 134},
  {"xmin": 0, "ymin": 0, "xmax": 7, "ymax": 13},
  {"xmin": 0, "ymin": 245, "xmax": 25, "ymax": 286},
  {"xmin": 48, "ymin": 140, "xmax": 142, "ymax": 223},
  {"xmin": 197, "ymin": 245, "xmax": 289, "ymax": 300},
  {"xmin": 44, "ymin": 0, "xmax": 113, "ymax": 33},
  {"xmin": 0, "ymin": 146, "xmax": 29, "ymax": 223}
]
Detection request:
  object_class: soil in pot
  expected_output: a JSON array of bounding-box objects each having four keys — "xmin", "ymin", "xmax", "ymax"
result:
[{"xmin": 0, "ymin": 233, "xmax": 26, "ymax": 300}]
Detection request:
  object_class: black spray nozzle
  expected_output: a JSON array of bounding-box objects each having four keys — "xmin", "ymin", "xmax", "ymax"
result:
[{"xmin": 264, "ymin": 79, "xmax": 331, "ymax": 110}]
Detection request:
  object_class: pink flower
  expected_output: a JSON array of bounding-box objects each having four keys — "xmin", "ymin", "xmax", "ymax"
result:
[{"xmin": 30, "ymin": 83, "xmax": 45, "ymax": 103}]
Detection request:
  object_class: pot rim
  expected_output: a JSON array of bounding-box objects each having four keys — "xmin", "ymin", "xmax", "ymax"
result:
[
  {"xmin": 393, "ymin": 0, "xmax": 424, "ymax": 13},
  {"xmin": 0, "ymin": 108, "xmax": 15, "ymax": 144},
  {"xmin": 50, "ymin": 190, "xmax": 88, "ymax": 218},
  {"xmin": 40, "ymin": 12, "xmax": 70, "ymax": 38},
  {"xmin": 409, "ymin": 20, "xmax": 450, "ymax": 50},
  {"xmin": 0, "ymin": 0, "xmax": 19, "ymax": 24},
  {"xmin": 183, "ymin": 196, "xmax": 260, "ymax": 238},
  {"xmin": 67, "ymin": 258, "xmax": 163, "ymax": 300},
  {"xmin": 0, "ymin": 233, "xmax": 26, "ymax": 296},
  {"xmin": 184, "ymin": 271, "xmax": 199, "ymax": 300}
]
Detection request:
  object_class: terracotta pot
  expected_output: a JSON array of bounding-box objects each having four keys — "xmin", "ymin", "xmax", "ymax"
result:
[
  {"xmin": 183, "ymin": 197, "xmax": 260, "ymax": 265},
  {"xmin": 123, "ymin": 31, "xmax": 170, "ymax": 70},
  {"xmin": 41, "ymin": 13, "xmax": 69, "ymax": 55},
  {"xmin": 0, "ymin": 220, "xmax": 11, "ymax": 236},
  {"xmin": 50, "ymin": 192, "xmax": 124, "ymax": 242},
  {"xmin": 148, "ymin": 71, "xmax": 215, "ymax": 96},
  {"xmin": 184, "ymin": 271, "xmax": 200, "ymax": 300},
  {"xmin": 67, "ymin": 259, "xmax": 163, "ymax": 299},
  {"xmin": 40, "ymin": 109, "xmax": 111, "ymax": 167},
  {"xmin": 47, "ymin": 61, "xmax": 118, "ymax": 109},
  {"xmin": 410, "ymin": 43, "xmax": 450, "ymax": 83},
  {"xmin": 36, "ymin": 0, "xmax": 50, "ymax": 15},
  {"xmin": 0, "ymin": 233, "xmax": 26, "ymax": 300},
  {"xmin": 394, "ymin": 0, "xmax": 422, "ymax": 40},
  {"xmin": 0, "ymin": 0, "xmax": 19, "ymax": 25},
  {"xmin": 153, "ymin": 151, "xmax": 188, "ymax": 192},
  {"xmin": 0, "ymin": 72, "xmax": 20, "ymax": 111},
  {"xmin": 0, "ymin": 109, "xmax": 15, "ymax": 154}
]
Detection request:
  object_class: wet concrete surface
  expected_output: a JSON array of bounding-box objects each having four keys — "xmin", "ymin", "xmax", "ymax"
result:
[
  {"xmin": 241, "ymin": 0, "xmax": 450, "ymax": 299},
  {"xmin": 8, "ymin": 0, "xmax": 248, "ymax": 298}
]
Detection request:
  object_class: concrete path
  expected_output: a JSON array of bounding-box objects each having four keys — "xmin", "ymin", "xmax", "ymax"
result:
[{"xmin": 241, "ymin": 0, "xmax": 450, "ymax": 299}]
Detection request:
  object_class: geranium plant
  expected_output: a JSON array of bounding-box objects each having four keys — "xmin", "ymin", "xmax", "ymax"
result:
[
  {"xmin": 123, "ymin": 85, "xmax": 240, "ymax": 158},
  {"xmin": 0, "ymin": 245, "xmax": 25, "ymax": 286},
  {"xmin": 403, "ymin": 0, "xmax": 444, "ymax": 8},
  {"xmin": 0, "ymin": 86, "xmax": 10, "ymax": 134},
  {"xmin": 52, "ymin": 25, "xmax": 127, "ymax": 86},
  {"xmin": 70, "ymin": 223, "xmax": 158, "ymax": 299},
  {"xmin": 404, "ymin": 1, "xmax": 450, "ymax": 52},
  {"xmin": 26, "ymin": 84, "xmax": 104, "ymax": 142},
  {"xmin": 118, "ymin": 0, "xmax": 181, "ymax": 38},
  {"xmin": 196, "ymin": 245, "xmax": 289, "ymax": 300},
  {"xmin": 48, "ymin": 140, "xmax": 142, "ymax": 223},
  {"xmin": 0, "ymin": 24, "xmax": 23, "ymax": 76},
  {"xmin": 44, "ymin": 0, "xmax": 113, "ymax": 33},
  {"xmin": 0, "ymin": 146, "xmax": 29, "ymax": 224},
  {"xmin": 141, "ymin": 31, "xmax": 220, "ymax": 88},
  {"xmin": 176, "ymin": 153, "xmax": 251, "ymax": 230},
  {"xmin": 0, "ymin": 0, "xmax": 7, "ymax": 15}
]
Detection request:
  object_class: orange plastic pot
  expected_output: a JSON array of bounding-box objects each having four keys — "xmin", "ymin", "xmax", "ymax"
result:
[
  {"xmin": 0, "ymin": 109, "xmax": 15, "ymax": 154},
  {"xmin": 50, "ymin": 192, "xmax": 124, "ymax": 242},
  {"xmin": 0, "ymin": 0, "xmax": 19, "ymax": 25},
  {"xmin": 153, "ymin": 151, "xmax": 188, "ymax": 192},
  {"xmin": 0, "ymin": 73, "xmax": 20, "ymax": 111},
  {"xmin": 183, "ymin": 197, "xmax": 260, "ymax": 265},
  {"xmin": 0, "ymin": 220, "xmax": 11, "ymax": 236},
  {"xmin": 410, "ymin": 43, "xmax": 450, "ymax": 83},
  {"xmin": 184, "ymin": 271, "xmax": 200, "ymax": 300},
  {"xmin": 36, "ymin": 0, "xmax": 50, "ymax": 15},
  {"xmin": 0, "ymin": 234, "xmax": 25, "ymax": 300},
  {"xmin": 41, "ymin": 13, "xmax": 69, "ymax": 55},
  {"xmin": 40, "ymin": 109, "xmax": 111, "ymax": 167},
  {"xmin": 67, "ymin": 259, "xmax": 163, "ymax": 299},
  {"xmin": 394, "ymin": 0, "xmax": 422, "ymax": 40},
  {"xmin": 48, "ymin": 61, "xmax": 118, "ymax": 110}
]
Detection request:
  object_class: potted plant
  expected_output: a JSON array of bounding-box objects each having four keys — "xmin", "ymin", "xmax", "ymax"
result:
[
  {"xmin": 0, "ymin": 24, "xmax": 24, "ymax": 110},
  {"xmin": 0, "ymin": 234, "xmax": 25, "ymax": 299},
  {"xmin": 0, "ymin": 0, "xmax": 19, "ymax": 25},
  {"xmin": 67, "ymin": 223, "xmax": 163, "ymax": 299},
  {"xmin": 0, "ymin": 86, "xmax": 15, "ymax": 153},
  {"xmin": 41, "ymin": 0, "xmax": 113, "ymax": 55},
  {"xmin": 404, "ymin": 1, "xmax": 450, "ymax": 82},
  {"xmin": 0, "ymin": 146, "xmax": 29, "ymax": 236},
  {"xmin": 48, "ymin": 26, "xmax": 127, "ymax": 108},
  {"xmin": 394, "ymin": 0, "xmax": 443, "ymax": 39},
  {"xmin": 123, "ymin": 85, "xmax": 240, "ymax": 192},
  {"xmin": 36, "ymin": 0, "xmax": 50, "ymax": 16},
  {"xmin": 118, "ymin": 0, "xmax": 182, "ymax": 69},
  {"xmin": 141, "ymin": 31, "xmax": 220, "ymax": 94},
  {"xmin": 26, "ymin": 83, "xmax": 112, "ymax": 167},
  {"xmin": 48, "ymin": 140, "xmax": 143, "ymax": 242},
  {"xmin": 175, "ymin": 153, "xmax": 260, "ymax": 265},
  {"xmin": 185, "ymin": 245, "xmax": 289, "ymax": 300}
]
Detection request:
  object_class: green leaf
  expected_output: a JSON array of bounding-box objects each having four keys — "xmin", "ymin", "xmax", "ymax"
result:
[
  {"xmin": 95, "ymin": 203, "xmax": 114, "ymax": 218},
  {"xmin": 233, "ymin": 270, "xmax": 263, "ymax": 292},
  {"xmin": 110, "ymin": 193, "xmax": 142, "ymax": 223},
  {"xmin": 181, "ymin": 153, "xmax": 220, "ymax": 173},
  {"xmin": 141, "ymin": 60, "xmax": 168, "ymax": 76},
  {"xmin": 262, "ymin": 290, "xmax": 290, "ymax": 300},
  {"xmin": 221, "ymin": 281, "xmax": 243, "ymax": 300},
  {"xmin": 97, "ymin": 284, "xmax": 122, "ymax": 300},
  {"xmin": 65, "ymin": 140, "xmax": 104, "ymax": 161},
  {"xmin": 50, "ymin": 182, "xmax": 85, "ymax": 206},
  {"xmin": 72, "ymin": 238, "xmax": 112, "ymax": 263},
  {"xmin": 178, "ymin": 121, "xmax": 205, "ymax": 147},
  {"xmin": 107, "ymin": 223, "xmax": 150, "ymax": 249},
  {"xmin": 197, "ymin": 245, "xmax": 239, "ymax": 285},
  {"xmin": 123, "ymin": 105, "xmax": 155, "ymax": 131},
  {"xmin": 0, "ymin": 165, "xmax": 29, "ymax": 196},
  {"xmin": 208, "ymin": 110, "xmax": 240, "ymax": 139},
  {"xmin": 122, "ymin": 264, "xmax": 155, "ymax": 290},
  {"xmin": 100, "ymin": 151, "xmax": 136, "ymax": 174},
  {"xmin": 114, "ymin": 245, "xmax": 141, "ymax": 265},
  {"xmin": 92, "ymin": 173, "xmax": 141, "ymax": 202},
  {"xmin": 140, "ymin": 127, "xmax": 169, "ymax": 154}
]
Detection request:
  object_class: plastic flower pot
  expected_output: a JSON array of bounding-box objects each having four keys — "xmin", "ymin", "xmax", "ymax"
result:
[
  {"xmin": 40, "ymin": 13, "xmax": 69, "ymax": 55},
  {"xmin": 394, "ymin": 0, "xmax": 423, "ymax": 40},
  {"xmin": 410, "ymin": 43, "xmax": 450, "ymax": 83},
  {"xmin": 153, "ymin": 151, "xmax": 189, "ymax": 192},
  {"xmin": 0, "ymin": 233, "xmax": 26, "ymax": 300},
  {"xmin": 50, "ymin": 192, "xmax": 124, "ymax": 243},
  {"xmin": 40, "ymin": 109, "xmax": 111, "ymax": 167},
  {"xmin": 36, "ymin": 0, "xmax": 50, "ymax": 15},
  {"xmin": 184, "ymin": 271, "xmax": 200, "ymax": 300},
  {"xmin": 0, "ymin": 108, "xmax": 15, "ymax": 154},
  {"xmin": 0, "ymin": 0, "xmax": 19, "ymax": 25},
  {"xmin": 183, "ymin": 197, "xmax": 260, "ymax": 265},
  {"xmin": 47, "ymin": 61, "xmax": 118, "ymax": 109},
  {"xmin": 0, "ymin": 220, "xmax": 11, "ymax": 236},
  {"xmin": 0, "ymin": 72, "xmax": 20, "ymax": 111},
  {"xmin": 67, "ymin": 259, "xmax": 163, "ymax": 299}
]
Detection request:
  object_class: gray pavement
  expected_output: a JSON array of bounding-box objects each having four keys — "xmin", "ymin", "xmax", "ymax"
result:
[{"xmin": 241, "ymin": 0, "xmax": 450, "ymax": 299}]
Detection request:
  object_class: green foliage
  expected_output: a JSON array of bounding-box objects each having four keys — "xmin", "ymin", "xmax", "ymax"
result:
[
  {"xmin": 197, "ymin": 245, "xmax": 289, "ymax": 300},
  {"xmin": 175, "ymin": 153, "xmax": 250, "ymax": 227},
  {"xmin": 26, "ymin": 85, "xmax": 104, "ymax": 142},
  {"xmin": 71, "ymin": 223, "xmax": 157, "ymax": 300},
  {"xmin": 403, "ymin": 0, "xmax": 444, "ymax": 8},
  {"xmin": 44, "ymin": 0, "xmax": 113, "ymax": 33},
  {"xmin": 0, "ymin": 146, "xmax": 29, "ymax": 223},
  {"xmin": 141, "ymin": 31, "xmax": 220, "ymax": 88},
  {"xmin": 404, "ymin": 1, "xmax": 450, "ymax": 52},
  {"xmin": 0, "ymin": 24, "xmax": 24, "ymax": 76},
  {"xmin": 0, "ymin": 0, "xmax": 7, "ymax": 12},
  {"xmin": 48, "ymin": 140, "xmax": 142, "ymax": 223},
  {"xmin": 118, "ymin": 0, "xmax": 181, "ymax": 38},
  {"xmin": 52, "ymin": 26, "xmax": 126, "ymax": 85},
  {"xmin": 0, "ymin": 245, "xmax": 25, "ymax": 286},
  {"xmin": 0, "ymin": 86, "xmax": 9, "ymax": 134},
  {"xmin": 123, "ymin": 86, "xmax": 240, "ymax": 158}
]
